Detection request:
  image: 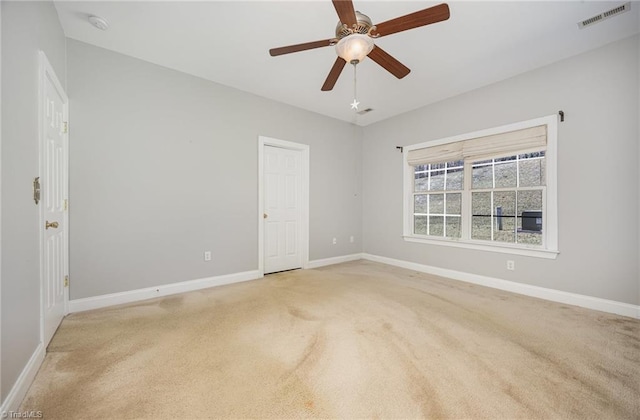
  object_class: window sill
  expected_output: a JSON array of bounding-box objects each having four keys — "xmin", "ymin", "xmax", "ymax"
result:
[{"xmin": 403, "ymin": 235, "xmax": 559, "ymax": 259}]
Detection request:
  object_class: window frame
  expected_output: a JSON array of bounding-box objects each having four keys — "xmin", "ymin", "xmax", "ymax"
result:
[{"xmin": 402, "ymin": 115, "xmax": 559, "ymax": 259}]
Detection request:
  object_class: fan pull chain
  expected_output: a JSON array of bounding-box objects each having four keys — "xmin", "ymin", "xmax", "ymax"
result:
[
  {"xmin": 350, "ymin": 63, "xmax": 360, "ymax": 111},
  {"xmin": 353, "ymin": 64, "xmax": 357, "ymax": 105}
]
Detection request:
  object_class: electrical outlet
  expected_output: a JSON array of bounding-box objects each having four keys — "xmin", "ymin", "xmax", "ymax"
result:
[
  {"xmin": 507, "ymin": 260, "xmax": 515, "ymax": 271},
  {"xmin": 350, "ymin": 236, "xmax": 354, "ymax": 243},
  {"xmin": 332, "ymin": 237, "xmax": 337, "ymax": 245},
  {"xmin": 204, "ymin": 251, "xmax": 212, "ymax": 262}
]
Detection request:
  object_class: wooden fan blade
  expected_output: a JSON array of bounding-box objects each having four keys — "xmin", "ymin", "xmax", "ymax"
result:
[
  {"xmin": 269, "ymin": 39, "xmax": 334, "ymax": 56},
  {"xmin": 321, "ymin": 57, "xmax": 347, "ymax": 91},
  {"xmin": 372, "ymin": 3, "xmax": 450, "ymax": 37},
  {"xmin": 332, "ymin": 0, "xmax": 357, "ymax": 27},
  {"xmin": 368, "ymin": 46, "xmax": 410, "ymax": 79}
]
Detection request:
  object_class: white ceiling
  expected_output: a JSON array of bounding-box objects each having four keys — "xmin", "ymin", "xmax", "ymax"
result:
[{"xmin": 54, "ymin": 1, "xmax": 640, "ymax": 126}]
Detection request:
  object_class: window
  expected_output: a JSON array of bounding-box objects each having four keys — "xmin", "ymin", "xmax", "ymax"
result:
[
  {"xmin": 403, "ymin": 115, "xmax": 558, "ymax": 258},
  {"xmin": 413, "ymin": 161, "xmax": 463, "ymax": 238},
  {"xmin": 470, "ymin": 152, "xmax": 545, "ymax": 245}
]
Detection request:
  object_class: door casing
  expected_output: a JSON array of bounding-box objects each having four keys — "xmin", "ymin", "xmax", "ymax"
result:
[{"xmin": 258, "ymin": 136, "xmax": 309, "ymax": 275}]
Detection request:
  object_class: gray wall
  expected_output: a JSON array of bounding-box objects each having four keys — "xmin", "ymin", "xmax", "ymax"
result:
[
  {"xmin": 362, "ymin": 35, "xmax": 639, "ymax": 305},
  {"xmin": 1, "ymin": 1, "xmax": 66, "ymax": 403},
  {"xmin": 67, "ymin": 39, "xmax": 362, "ymax": 300}
]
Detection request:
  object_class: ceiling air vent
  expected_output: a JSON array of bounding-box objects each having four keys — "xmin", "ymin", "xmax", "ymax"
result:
[
  {"xmin": 356, "ymin": 108, "xmax": 374, "ymax": 115},
  {"xmin": 578, "ymin": 2, "xmax": 631, "ymax": 29}
]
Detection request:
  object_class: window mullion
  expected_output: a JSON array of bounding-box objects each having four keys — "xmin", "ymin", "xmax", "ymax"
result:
[
  {"xmin": 492, "ymin": 159, "xmax": 496, "ymax": 189},
  {"xmin": 443, "ymin": 192, "xmax": 447, "ymax": 237},
  {"xmin": 514, "ymin": 190, "xmax": 518, "ymax": 243},
  {"xmin": 462, "ymin": 161, "xmax": 472, "ymax": 240},
  {"xmin": 443, "ymin": 163, "xmax": 448, "ymax": 238},
  {"xmin": 490, "ymin": 191, "xmax": 494, "ymax": 241},
  {"xmin": 426, "ymin": 194, "xmax": 430, "ymax": 236},
  {"xmin": 542, "ymin": 186, "xmax": 547, "ymax": 248},
  {"xmin": 516, "ymin": 154, "xmax": 520, "ymax": 188},
  {"xmin": 411, "ymin": 169, "xmax": 420, "ymax": 236}
]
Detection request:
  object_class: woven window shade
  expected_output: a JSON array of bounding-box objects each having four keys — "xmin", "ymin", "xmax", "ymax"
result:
[
  {"xmin": 462, "ymin": 125, "xmax": 547, "ymax": 161},
  {"xmin": 407, "ymin": 125, "xmax": 547, "ymax": 166},
  {"xmin": 406, "ymin": 141, "xmax": 463, "ymax": 166}
]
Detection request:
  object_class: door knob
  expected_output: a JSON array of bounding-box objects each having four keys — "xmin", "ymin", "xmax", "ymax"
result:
[
  {"xmin": 45, "ymin": 220, "xmax": 59, "ymax": 229},
  {"xmin": 264, "ymin": 213, "xmax": 268, "ymax": 219}
]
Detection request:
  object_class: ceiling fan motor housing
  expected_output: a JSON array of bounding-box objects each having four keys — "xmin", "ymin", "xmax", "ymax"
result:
[{"xmin": 334, "ymin": 11, "xmax": 376, "ymax": 40}]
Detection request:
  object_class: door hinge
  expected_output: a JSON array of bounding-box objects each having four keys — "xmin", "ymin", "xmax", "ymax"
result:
[
  {"xmin": 64, "ymin": 276, "xmax": 69, "ymax": 287},
  {"xmin": 33, "ymin": 177, "xmax": 41, "ymax": 205},
  {"xmin": 64, "ymin": 199, "xmax": 68, "ymax": 211},
  {"xmin": 62, "ymin": 121, "xmax": 68, "ymax": 134}
]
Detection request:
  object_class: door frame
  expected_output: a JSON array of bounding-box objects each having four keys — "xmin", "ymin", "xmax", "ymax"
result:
[
  {"xmin": 38, "ymin": 51, "xmax": 69, "ymax": 344},
  {"xmin": 0, "ymin": 4, "xmax": 3, "ymax": 398},
  {"xmin": 258, "ymin": 136, "xmax": 309, "ymax": 276}
]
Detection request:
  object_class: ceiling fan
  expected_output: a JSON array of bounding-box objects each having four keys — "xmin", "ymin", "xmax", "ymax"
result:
[{"xmin": 269, "ymin": 0, "xmax": 450, "ymax": 91}]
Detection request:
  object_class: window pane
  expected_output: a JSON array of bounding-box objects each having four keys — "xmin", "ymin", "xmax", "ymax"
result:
[
  {"xmin": 429, "ymin": 194, "xmax": 444, "ymax": 214},
  {"xmin": 414, "ymin": 216, "xmax": 428, "ymax": 235},
  {"xmin": 472, "ymin": 191, "xmax": 491, "ymax": 216},
  {"xmin": 495, "ymin": 161, "xmax": 517, "ymax": 188},
  {"xmin": 519, "ymin": 157, "xmax": 546, "ymax": 187},
  {"xmin": 518, "ymin": 151, "xmax": 545, "ymax": 159},
  {"xmin": 518, "ymin": 230, "xmax": 542, "ymax": 245},
  {"xmin": 472, "ymin": 192, "xmax": 491, "ymax": 240},
  {"xmin": 414, "ymin": 194, "xmax": 428, "ymax": 214},
  {"xmin": 429, "ymin": 170, "xmax": 445, "ymax": 191},
  {"xmin": 472, "ymin": 216, "xmax": 491, "ymax": 240},
  {"xmin": 517, "ymin": 190, "xmax": 543, "ymax": 217},
  {"xmin": 493, "ymin": 191, "xmax": 516, "ymax": 243},
  {"xmin": 446, "ymin": 193, "xmax": 461, "ymax": 215},
  {"xmin": 429, "ymin": 216, "xmax": 444, "ymax": 236},
  {"xmin": 472, "ymin": 163, "xmax": 492, "ymax": 189},
  {"xmin": 495, "ymin": 155, "xmax": 516, "ymax": 163},
  {"xmin": 446, "ymin": 167, "xmax": 463, "ymax": 190},
  {"xmin": 518, "ymin": 190, "xmax": 543, "ymax": 246},
  {"xmin": 446, "ymin": 217, "xmax": 461, "ymax": 238},
  {"xmin": 415, "ymin": 171, "xmax": 429, "ymax": 192}
]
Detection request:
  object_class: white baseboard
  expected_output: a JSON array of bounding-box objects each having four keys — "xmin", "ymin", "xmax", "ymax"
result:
[
  {"xmin": 0, "ymin": 343, "xmax": 45, "ymax": 415},
  {"xmin": 307, "ymin": 253, "xmax": 364, "ymax": 269},
  {"xmin": 362, "ymin": 253, "xmax": 640, "ymax": 319},
  {"xmin": 52, "ymin": 251, "xmax": 640, "ymax": 317},
  {"xmin": 68, "ymin": 253, "xmax": 366, "ymax": 314},
  {"xmin": 68, "ymin": 270, "xmax": 262, "ymax": 313}
]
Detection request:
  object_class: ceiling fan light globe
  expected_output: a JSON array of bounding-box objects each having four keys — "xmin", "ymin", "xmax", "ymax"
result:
[{"xmin": 335, "ymin": 34, "xmax": 374, "ymax": 63}]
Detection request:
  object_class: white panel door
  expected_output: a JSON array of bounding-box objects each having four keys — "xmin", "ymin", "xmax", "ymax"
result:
[
  {"xmin": 264, "ymin": 146, "xmax": 302, "ymax": 274},
  {"xmin": 41, "ymin": 54, "xmax": 68, "ymax": 346}
]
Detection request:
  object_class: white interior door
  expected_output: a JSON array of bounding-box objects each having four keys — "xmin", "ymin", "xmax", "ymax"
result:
[
  {"xmin": 40, "ymin": 52, "xmax": 68, "ymax": 346},
  {"xmin": 264, "ymin": 145, "xmax": 302, "ymax": 274}
]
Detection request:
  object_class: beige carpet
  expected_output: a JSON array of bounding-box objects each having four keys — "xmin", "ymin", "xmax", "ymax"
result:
[{"xmin": 21, "ymin": 260, "xmax": 640, "ymax": 419}]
